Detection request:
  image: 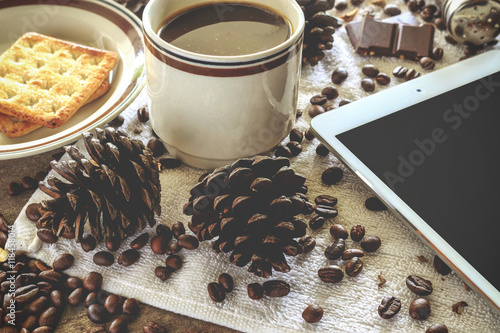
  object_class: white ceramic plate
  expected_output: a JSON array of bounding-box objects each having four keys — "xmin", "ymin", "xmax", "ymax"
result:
[{"xmin": 0, "ymin": 0, "xmax": 145, "ymax": 159}]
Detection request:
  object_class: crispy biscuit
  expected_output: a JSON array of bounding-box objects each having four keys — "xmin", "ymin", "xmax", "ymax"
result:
[
  {"xmin": 0, "ymin": 32, "xmax": 117, "ymax": 128},
  {"xmin": 0, "ymin": 79, "xmax": 110, "ymax": 138}
]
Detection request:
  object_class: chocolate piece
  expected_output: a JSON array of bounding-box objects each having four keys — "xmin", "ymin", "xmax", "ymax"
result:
[
  {"xmin": 356, "ymin": 16, "xmax": 398, "ymax": 57},
  {"xmin": 395, "ymin": 24, "xmax": 434, "ymax": 59}
]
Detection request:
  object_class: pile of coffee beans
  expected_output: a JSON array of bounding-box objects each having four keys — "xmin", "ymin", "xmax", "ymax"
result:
[
  {"xmin": 207, "ymin": 273, "xmax": 234, "ymax": 303},
  {"xmin": 308, "ymin": 195, "xmax": 339, "ymax": 230},
  {"xmin": 392, "ymin": 66, "xmax": 421, "ymax": 81},
  {"xmin": 360, "ymin": 64, "xmax": 391, "ymax": 93},
  {"xmin": 274, "ymin": 128, "xmax": 304, "ymax": 158}
]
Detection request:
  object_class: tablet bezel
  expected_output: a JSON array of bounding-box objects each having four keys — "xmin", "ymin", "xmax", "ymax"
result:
[{"xmin": 311, "ymin": 50, "xmax": 500, "ymax": 313}]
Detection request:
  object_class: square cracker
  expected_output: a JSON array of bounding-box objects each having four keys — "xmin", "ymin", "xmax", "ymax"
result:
[
  {"xmin": 0, "ymin": 78, "xmax": 110, "ymax": 138},
  {"xmin": 0, "ymin": 32, "xmax": 118, "ymax": 128}
]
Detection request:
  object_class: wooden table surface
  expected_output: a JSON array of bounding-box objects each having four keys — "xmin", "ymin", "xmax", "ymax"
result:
[{"xmin": 0, "ymin": 150, "xmax": 239, "ymax": 333}]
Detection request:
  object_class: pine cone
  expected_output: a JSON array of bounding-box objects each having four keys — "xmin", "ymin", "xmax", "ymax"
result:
[
  {"xmin": 183, "ymin": 156, "xmax": 314, "ymax": 278},
  {"xmin": 297, "ymin": 0, "xmax": 341, "ymax": 66},
  {"xmin": 113, "ymin": 0, "xmax": 149, "ymax": 18},
  {"xmin": 35, "ymin": 127, "xmax": 161, "ymax": 249}
]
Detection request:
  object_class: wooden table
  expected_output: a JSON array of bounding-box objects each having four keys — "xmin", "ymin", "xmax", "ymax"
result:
[{"xmin": 0, "ymin": 151, "xmax": 238, "ymax": 333}]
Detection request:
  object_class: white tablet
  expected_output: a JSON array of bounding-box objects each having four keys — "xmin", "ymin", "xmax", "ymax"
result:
[{"xmin": 311, "ymin": 50, "xmax": 500, "ymax": 313}]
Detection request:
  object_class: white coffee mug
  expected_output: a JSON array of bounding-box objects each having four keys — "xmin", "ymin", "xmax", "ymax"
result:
[{"xmin": 142, "ymin": 0, "xmax": 305, "ymax": 169}]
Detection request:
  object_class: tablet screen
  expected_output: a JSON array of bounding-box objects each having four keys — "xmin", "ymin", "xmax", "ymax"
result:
[{"xmin": 337, "ymin": 71, "xmax": 500, "ymax": 290}]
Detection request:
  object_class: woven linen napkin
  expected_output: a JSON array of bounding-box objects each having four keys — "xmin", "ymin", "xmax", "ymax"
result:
[{"xmin": 13, "ymin": 7, "xmax": 500, "ymax": 333}]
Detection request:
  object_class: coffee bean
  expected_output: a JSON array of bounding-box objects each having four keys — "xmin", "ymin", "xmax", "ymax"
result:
[
  {"xmin": 166, "ymin": 242, "xmax": 182, "ymax": 255},
  {"xmin": 416, "ymin": 0, "xmax": 426, "ymax": 9},
  {"xmin": 20, "ymin": 176, "xmax": 37, "ymax": 190},
  {"xmin": 28, "ymin": 295, "xmax": 50, "ymax": 313},
  {"xmin": 314, "ymin": 205, "xmax": 338, "ymax": 218},
  {"xmin": 155, "ymin": 266, "xmax": 174, "ymax": 281},
  {"xmin": 37, "ymin": 281, "xmax": 54, "ymax": 295},
  {"xmin": 68, "ymin": 287, "xmax": 86, "ymax": 306},
  {"xmin": 0, "ymin": 213, "xmax": 9, "ymax": 233},
  {"xmin": 445, "ymin": 35, "xmax": 457, "ymax": 45},
  {"xmin": 302, "ymin": 304, "xmax": 324, "ymax": 323},
  {"xmin": 109, "ymin": 317, "xmax": 128, "ymax": 333},
  {"xmin": 360, "ymin": 236, "xmax": 381, "ymax": 252},
  {"xmin": 361, "ymin": 78, "xmax": 375, "ymax": 92},
  {"xmin": 108, "ymin": 115, "xmax": 124, "ymax": 127},
  {"xmin": 309, "ymin": 214, "xmax": 325, "ymax": 230},
  {"xmin": 351, "ymin": 0, "xmax": 364, "ymax": 5},
  {"xmin": 39, "ymin": 271, "xmax": 63, "ymax": 284},
  {"xmin": 405, "ymin": 68, "xmax": 419, "ymax": 81},
  {"xmin": 118, "ymin": 249, "xmax": 140, "ymax": 267},
  {"xmin": 393, "ymin": 66, "xmax": 408, "ymax": 78},
  {"xmin": 52, "ymin": 253, "xmax": 74, "ymax": 271},
  {"xmin": 143, "ymin": 321, "xmax": 168, "ymax": 333},
  {"xmin": 342, "ymin": 249, "xmax": 365, "ymax": 260},
  {"xmin": 346, "ymin": 257, "xmax": 363, "ymax": 277},
  {"xmin": 325, "ymin": 238, "xmax": 345, "ymax": 260},
  {"xmin": 15, "ymin": 284, "xmax": 39, "ymax": 304},
  {"xmin": 105, "ymin": 236, "xmax": 120, "ymax": 252},
  {"xmin": 247, "ymin": 283, "xmax": 264, "ymax": 300},
  {"xmin": 426, "ymin": 324, "xmax": 449, "ymax": 333},
  {"xmin": 315, "ymin": 143, "xmax": 329, "ymax": 156},
  {"xmin": 87, "ymin": 304, "xmax": 108, "ymax": 324},
  {"xmin": 165, "ymin": 255, "xmax": 183, "ymax": 271},
  {"xmin": 81, "ymin": 234, "xmax": 97, "ymax": 252},
  {"xmin": 384, "ymin": 4, "xmax": 401, "ymax": 15},
  {"xmin": 322, "ymin": 86, "xmax": 339, "ymax": 100},
  {"xmin": 25, "ymin": 203, "xmax": 41, "ymax": 222},
  {"xmin": 218, "ymin": 273, "xmax": 234, "ymax": 293},
  {"xmin": 330, "ymin": 224, "xmax": 348, "ymax": 239},
  {"xmin": 331, "ymin": 68, "xmax": 348, "ymax": 84},
  {"xmin": 314, "ymin": 195, "xmax": 337, "ymax": 207},
  {"xmin": 0, "ymin": 231, "xmax": 7, "ymax": 248},
  {"xmin": 409, "ymin": 298, "xmax": 431, "ymax": 320},
  {"xmin": 171, "ymin": 222, "xmax": 185, "ymax": 239},
  {"xmin": 309, "ymin": 105, "xmax": 325, "ymax": 118},
  {"xmin": 263, "ymin": 280, "xmax": 290, "ymax": 297},
  {"xmin": 35, "ymin": 171, "xmax": 48, "ymax": 182},
  {"xmin": 421, "ymin": 5, "xmax": 436, "ymax": 21},
  {"xmin": 339, "ymin": 99, "xmax": 352, "ymax": 106},
  {"xmin": 406, "ymin": 275, "xmax": 433, "ymax": 296},
  {"xmin": 84, "ymin": 272, "xmax": 103, "ymax": 292},
  {"xmin": 378, "ymin": 296, "xmax": 401, "ymax": 319},
  {"xmin": 207, "ymin": 282, "xmax": 226, "ymax": 302},
  {"xmin": 335, "ymin": 0, "xmax": 347, "ymax": 9},
  {"xmin": 177, "ymin": 234, "xmax": 199, "ymax": 250},
  {"xmin": 129, "ymin": 233, "xmax": 149, "ymax": 250},
  {"xmin": 298, "ymin": 235, "xmax": 316, "ymax": 253},
  {"xmin": 310, "ymin": 95, "xmax": 328, "ymax": 106},
  {"xmin": 362, "ymin": 64, "xmax": 379, "ymax": 77},
  {"xmin": 147, "ymin": 138, "xmax": 166, "ymax": 157},
  {"xmin": 137, "ymin": 107, "xmax": 149, "ymax": 122},
  {"xmin": 322, "ymin": 167, "xmax": 343, "ymax": 185},
  {"xmin": 350, "ymin": 224, "xmax": 365, "ymax": 242},
  {"xmin": 159, "ymin": 157, "xmax": 182, "ymax": 169},
  {"xmin": 275, "ymin": 145, "xmax": 292, "ymax": 158},
  {"xmin": 156, "ymin": 224, "xmax": 173, "ymax": 240},
  {"xmin": 376, "ymin": 73, "xmax": 391, "ymax": 85},
  {"xmin": 104, "ymin": 294, "xmax": 123, "ymax": 315},
  {"xmin": 434, "ymin": 17, "xmax": 446, "ymax": 30},
  {"xmin": 33, "ymin": 327, "xmax": 53, "ymax": 333},
  {"xmin": 420, "ymin": 56, "xmax": 435, "ymax": 70},
  {"xmin": 84, "ymin": 292, "xmax": 98, "ymax": 308},
  {"xmin": 305, "ymin": 128, "xmax": 315, "ymax": 140},
  {"xmin": 287, "ymin": 141, "xmax": 302, "ymax": 157},
  {"xmin": 452, "ymin": 301, "xmax": 468, "ymax": 314},
  {"xmin": 123, "ymin": 298, "xmax": 140, "ymax": 316},
  {"xmin": 433, "ymin": 255, "xmax": 451, "ymax": 275},
  {"xmin": 365, "ymin": 197, "xmax": 387, "ymax": 211},
  {"xmin": 7, "ymin": 181, "xmax": 23, "ymax": 196},
  {"xmin": 50, "ymin": 290, "xmax": 64, "ymax": 307},
  {"xmin": 93, "ymin": 251, "xmax": 114, "ymax": 267},
  {"xmin": 151, "ymin": 235, "xmax": 169, "ymax": 254},
  {"xmin": 38, "ymin": 307, "xmax": 58, "ymax": 327},
  {"xmin": 22, "ymin": 315, "xmax": 38, "ymax": 331},
  {"xmin": 318, "ymin": 265, "xmax": 344, "ymax": 283},
  {"xmin": 289, "ymin": 128, "xmax": 304, "ymax": 143}
]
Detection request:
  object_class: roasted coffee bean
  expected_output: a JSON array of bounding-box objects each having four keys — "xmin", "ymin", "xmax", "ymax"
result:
[
  {"xmin": 321, "ymin": 167, "xmax": 343, "ymax": 185},
  {"xmin": 384, "ymin": 4, "xmax": 401, "ymax": 15},
  {"xmin": 335, "ymin": 0, "xmax": 347, "ymax": 10},
  {"xmin": 28, "ymin": 295, "xmax": 50, "ymax": 313},
  {"xmin": 433, "ymin": 255, "xmax": 451, "ymax": 275},
  {"xmin": 393, "ymin": 66, "xmax": 408, "ymax": 78},
  {"xmin": 147, "ymin": 138, "xmax": 166, "ymax": 157},
  {"xmin": 0, "ymin": 213, "xmax": 9, "ymax": 233},
  {"xmin": 33, "ymin": 327, "xmax": 53, "ymax": 333},
  {"xmin": 35, "ymin": 170, "xmax": 48, "ymax": 181},
  {"xmin": 302, "ymin": 304, "xmax": 323, "ymax": 323},
  {"xmin": 378, "ymin": 296, "xmax": 401, "ymax": 319},
  {"xmin": 405, "ymin": 68, "xmax": 418, "ymax": 81},
  {"xmin": 322, "ymin": 86, "xmax": 339, "ymax": 100},
  {"xmin": 305, "ymin": 128, "xmax": 315, "ymax": 140},
  {"xmin": 123, "ymin": 298, "xmax": 140, "ymax": 316},
  {"xmin": 365, "ymin": 197, "xmax": 387, "ymax": 211},
  {"xmin": 84, "ymin": 272, "xmax": 103, "ymax": 292},
  {"xmin": 342, "ymin": 249, "xmax": 365, "ymax": 260},
  {"xmin": 309, "ymin": 214, "xmax": 325, "ymax": 230},
  {"xmin": 37, "ymin": 229, "xmax": 58, "ymax": 243},
  {"xmin": 37, "ymin": 281, "xmax": 54, "ymax": 295},
  {"xmin": 0, "ymin": 230, "xmax": 7, "ymax": 248},
  {"xmin": 151, "ymin": 235, "xmax": 169, "ymax": 254},
  {"xmin": 15, "ymin": 284, "xmax": 39, "ymax": 304},
  {"xmin": 171, "ymin": 222, "xmax": 185, "ymax": 238},
  {"xmin": 426, "ymin": 324, "xmax": 449, "ymax": 333},
  {"xmin": 330, "ymin": 224, "xmax": 348, "ymax": 239},
  {"xmin": 318, "ymin": 265, "xmax": 344, "ymax": 283},
  {"xmin": 376, "ymin": 73, "xmax": 391, "ymax": 85},
  {"xmin": 360, "ymin": 236, "xmax": 381, "ymax": 252},
  {"xmin": 406, "ymin": 275, "xmax": 433, "ymax": 296},
  {"xmin": 298, "ymin": 235, "xmax": 316, "ymax": 253},
  {"xmin": 22, "ymin": 315, "xmax": 38, "ymax": 331},
  {"xmin": 315, "ymin": 195, "xmax": 337, "ymax": 207},
  {"xmin": 310, "ymin": 95, "xmax": 328, "ymax": 106},
  {"xmin": 247, "ymin": 283, "xmax": 264, "ymax": 300},
  {"xmin": 309, "ymin": 105, "xmax": 325, "ymax": 118},
  {"xmin": 263, "ymin": 280, "xmax": 290, "ymax": 297},
  {"xmin": 177, "ymin": 234, "xmax": 199, "ymax": 250},
  {"xmin": 207, "ymin": 282, "xmax": 226, "ymax": 302},
  {"xmin": 346, "ymin": 257, "xmax": 363, "ymax": 277},
  {"xmin": 351, "ymin": 0, "xmax": 364, "ymax": 5},
  {"xmin": 87, "ymin": 304, "xmax": 108, "ymax": 324},
  {"xmin": 289, "ymin": 128, "xmax": 304, "ymax": 143},
  {"xmin": 165, "ymin": 255, "xmax": 183, "ymax": 271},
  {"xmin": 218, "ymin": 273, "xmax": 234, "ymax": 293},
  {"xmin": 25, "ymin": 203, "xmax": 41, "ymax": 222},
  {"xmin": 85, "ymin": 292, "xmax": 98, "ymax": 308},
  {"xmin": 20, "ymin": 176, "xmax": 37, "ymax": 190},
  {"xmin": 130, "ymin": 233, "xmax": 149, "ymax": 250},
  {"xmin": 159, "ymin": 157, "xmax": 182, "ymax": 170},
  {"xmin": 81, "ymin": 234, "xmax": 97, "ymax": 252},
  {"xmin": 166, "ymin": 242, "xmax": 182, "ymax": 255},
  {"xmin": 444, "ymin": 34, "xmax": 457, "ymax": 45},
  {"xmin": 108, "ymin": 115, "xmax": 124, "ymax": 127},
  {"xmin": 350, "ymin": 224, "xmax": 365, "ymax": 241},
  {"xmin": 362, "ymin": 64, "xmax": 379, "ymax": 77},
  {"xmin": 316, "ymin": 143, "xmax": 329, "ymax": 156},
  {"xmin": 409, "ymin": 298, "xmax": 431, "ymax": 320},
  {"xmin": 434, "ymin": 17, "xmax": 446, "ymax": 30},
  {"xmin": 339, "ymin": 99, "xmax": 352, "ymax": 106},
  {"xmin": 105, "ymin": 237, "xmax": 120, "ymax": 252},
  {"xmin": 50, "ymin": 290, "xmax": 64, "ymax": 307},
  {"xmin": 156, "ymin": 224, "xmax": 173, "ymax": 240},
  {"xmin": 7, "ymin": 181, "xmax": 23, "ymax": 196},
  {"xmin": 361, "ymin": 78, "xmax": 375, "ymax": 92},
  {"xmin": 155, "ymin": 266, "xmax": 174, "ymax": 281},
  {"xmin": 93, "ymin": 251, "xmax": 114, "ymax": 267},
  {"xmin": 452, "ymin": 301, "xmax": 468, "ymax": 314},
  {"xmin": 118, "ymin": 249, "xmax": 140, "ymax": 267},
  {"xmin": 143, "ymin": 321, "xmax": 168, "ymax": 333},
  {"xmin": 421, "ymin": 5, "xmax": 437, "ymax": 21},
  {"xmin": 296, "ymin": 109, "xmax": 303, "ymax": 118},
  {"xmin": 420, "ymin": 56, "xmax": 435, "ymax": 70},
  {"xmin": 53, "ymin": 253, "xmax": 74, "ymax": 271},
  {"xmin": 104, "ymin": 294, "xmax": 123, "ymax": 315},
  {"xmin": 109, "ymin": 317, "xmax": 128, "ymax": 333},
  {"xmin": 325, "ymin": 238, "xmax": 345, "ymax": 260},
  {"xmin": 68, "ymin": 287, "xmax": 86, "ymax": 306},
  {"xmin": 331, "ymin": 68, "xmax": 348, "ymax": 84},
  {"xmin": 287, "ymin": 141, "xmax": 302, "ymax": 157},
  {"xmin": 39, "ymin": 306, "xmax": 58, "ymax": 327},
  {"xmin": 315, "ymin": 205, "xmax": 338, "ymax": 219},
  {"xmin": 39, "ymin": 271, "xmax": 63, "ymax": 284},
  {"xmin": 137, "ymin": 107, "xmax": 149, "ymax": 122},
  {"xmin": 275, "ymin": 145, "xmax": 292, "ymax": 158}
]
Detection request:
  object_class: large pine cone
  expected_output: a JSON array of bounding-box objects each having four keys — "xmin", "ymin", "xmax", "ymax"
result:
[
  {"xmin": 183, "ymin": 156, "xmax": 314, "ymax": 278},
  {"xmin": 35, "ymin": 127, "xmax": 161, "ymax": 248}
]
